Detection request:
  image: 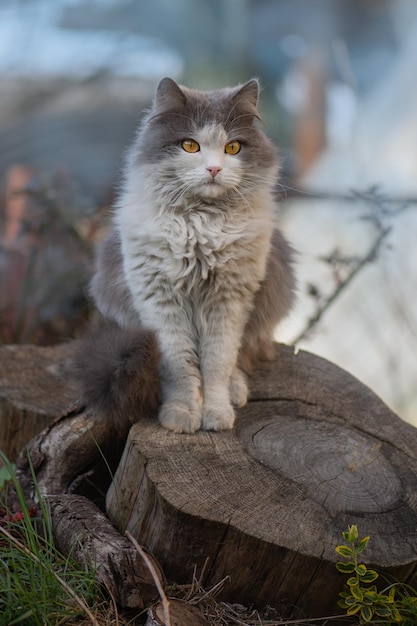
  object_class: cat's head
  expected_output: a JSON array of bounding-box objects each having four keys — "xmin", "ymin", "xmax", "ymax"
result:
[{"xmin": 132, "ymin": 77, "xmax": 279, "ymax": 204}]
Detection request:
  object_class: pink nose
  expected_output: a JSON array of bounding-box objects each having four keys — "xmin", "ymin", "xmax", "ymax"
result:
[{"xmin": 207, "ymin": 166, "xmax": 222, "ymax": 179}]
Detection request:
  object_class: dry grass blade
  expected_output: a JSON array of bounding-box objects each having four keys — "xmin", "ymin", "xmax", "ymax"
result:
[
  {"xmin": 126, "ymin": 529, "xmax": 171, "ymax": 626},
  {"xmin": 105, "ymin": 583, "xmax": 120, "ymax": 626}
]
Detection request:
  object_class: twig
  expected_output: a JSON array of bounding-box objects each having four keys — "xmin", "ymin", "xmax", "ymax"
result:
[
  {"xmin": 277, "ymin": 184, "xmax": 417, "ymax": 206},
  {"xmin": 292, "ymin": 227, "xmax": 390, "ymax": 345},
  {"xmin": 0, "ymin": 524, "xmax": 100, "ymax": 626},
  {"xmin": 126, "ymin": 529, "xmax": 171, "ymax": 626}
]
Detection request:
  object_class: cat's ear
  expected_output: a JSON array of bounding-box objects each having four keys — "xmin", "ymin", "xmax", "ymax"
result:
[
  {"xmin": 232, "ymin": 79, "xmax": 261, "ymax": 122},
  {"xmin": 154, "ymin": 77, "xmax": 187, "ymax": 114},
  {"xmin": 236, "ymin": 79, "xmax": 259, "ymax": 107}
]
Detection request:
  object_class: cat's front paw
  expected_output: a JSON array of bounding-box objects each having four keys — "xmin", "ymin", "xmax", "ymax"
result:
[
  {"xmin": 159, "ymin": 402, "xmax": 201, "ymax": 434},
  {"xmin": 229, "ymin": 368, "xmax": 248, "ymax": 407},
  {"xmin": 202, "ymin": 402, "xmax": 235, "ymax": 431}
]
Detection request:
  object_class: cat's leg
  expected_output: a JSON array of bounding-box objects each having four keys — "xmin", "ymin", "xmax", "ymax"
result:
[
  {"xmin": 130, "ymin": 290, "xmax": 202, "ymax": 433},
  {"xmin": 156, "ymin": 322, "xmax": 203, "ymax": 434},
  {"xmin": 239, "ymin": 228, "xmax": 296, "ymax": 369},
  {"xmin": 158, "ymin": 352, "xmax": 202, "ymax": 433},
  {"xmin": 229, "ymin": 367, "xmax": 248, "ymax": 408},
  {"xmin": 198, "ymin": 297, "xmax": 250, "ymax": 431}
]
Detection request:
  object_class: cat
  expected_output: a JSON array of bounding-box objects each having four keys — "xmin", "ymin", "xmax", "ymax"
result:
[{"xmin": 75, "ymin": 77, "xmax": 296, "ymax": 434}]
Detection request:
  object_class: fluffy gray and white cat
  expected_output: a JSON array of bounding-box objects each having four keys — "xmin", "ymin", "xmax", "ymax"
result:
[{"xmin": 76, "ymin": 77, "xmax": 295, "ymax": 434}]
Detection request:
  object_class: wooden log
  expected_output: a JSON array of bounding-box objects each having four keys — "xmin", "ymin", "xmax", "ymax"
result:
[
  {"xmin": 2, "ymin": 337, "xmax": 157, "ymax": 501},
  {"xmin": 2, "ymin": 340, "xmax": 417, "ymax": 620},
  {"xmin": 106, "ymin": 343, "xmax": 417, "ymax": 619},
  {"xmin": 48, "ymin": 494, "xmax": 160, "ymax": 609},
  {"xmin": 0, "ymin": 343, "xmax": 78, "ymax": 463},
  {"xmin": 0, "ymin": 342, "xmax": 164, "ymax": 610}
]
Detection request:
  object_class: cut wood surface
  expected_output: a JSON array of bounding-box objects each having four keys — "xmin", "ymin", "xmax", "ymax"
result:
[{"xmin": 1, "ymin": 341, "xmax": 417, "ymax": 620}]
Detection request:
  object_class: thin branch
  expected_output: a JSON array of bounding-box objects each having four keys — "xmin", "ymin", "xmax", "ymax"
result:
[
  {"xmin": 277, "ymin": 184, "xmax": 417, "ymax": 206},
  {"xmin": 292, "ymin": 227, "xmax": 391, "ymax": 345}
]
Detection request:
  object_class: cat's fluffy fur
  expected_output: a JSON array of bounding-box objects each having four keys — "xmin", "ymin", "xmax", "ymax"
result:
[
  {"xmin": 76, "ymin": 77, "xmax": 295, "ymax": 433},
  {"xmin": 73, "ymin": 315, "xmax": 160, "ymax": 431}
]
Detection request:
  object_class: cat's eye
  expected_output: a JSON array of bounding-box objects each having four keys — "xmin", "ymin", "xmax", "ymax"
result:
[
  {"xmin": 225, "ymin": 141, "xmax": 241, "ymax": 155},
  {"xmin": 181, "ymin": 139, "xmax": 200, "ymax": 153}
]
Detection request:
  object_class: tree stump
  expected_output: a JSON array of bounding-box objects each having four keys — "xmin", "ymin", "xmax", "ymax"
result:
[
  {"xmin": 1, "ymin": 341, "xmax": 417, "ymax": 620},
  {"xmin": 106, "ymin": 344, "xmax": 417, "ymax": 619}
]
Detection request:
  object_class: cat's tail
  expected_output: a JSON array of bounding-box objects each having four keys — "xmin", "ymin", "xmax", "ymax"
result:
[{"xmin": 71, "ymin": 315, "xmax": 161, "ymax": 430}]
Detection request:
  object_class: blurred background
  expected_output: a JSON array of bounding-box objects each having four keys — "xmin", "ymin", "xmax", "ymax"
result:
[{"xmin": 0, "ymin": 0, "xmax": 416, "ymax": 425}]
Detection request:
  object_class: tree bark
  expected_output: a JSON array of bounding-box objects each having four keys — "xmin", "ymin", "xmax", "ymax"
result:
[{"xmin": 47, "ymin": 494, "xmax": 160, "ymax": 609}]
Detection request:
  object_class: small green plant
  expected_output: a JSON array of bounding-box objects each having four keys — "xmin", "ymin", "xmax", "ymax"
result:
[{"xmin": 336, "ymin": 525, "xmax": 417, "ymax": 624}]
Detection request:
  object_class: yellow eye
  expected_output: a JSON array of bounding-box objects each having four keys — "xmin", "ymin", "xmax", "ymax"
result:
[
  {"xmin": 181, "ymin": 139, "xmax": 200, "ymax": 153},
  {"xmin": 225, "ymin": 140, "xmax": 241, "ymax": 155}
]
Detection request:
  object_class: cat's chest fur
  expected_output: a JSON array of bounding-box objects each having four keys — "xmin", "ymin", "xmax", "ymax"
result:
[
  {"xmin": 162, "ymin": 210, "xmax": 255, "ymax": 285},
  {"xmin": 120, "ymin": 194, "xmax": 272, "ymax": 295},
  {"xmin": 140, "ymin": 213, "xmax": 260, "ymax": 292}
]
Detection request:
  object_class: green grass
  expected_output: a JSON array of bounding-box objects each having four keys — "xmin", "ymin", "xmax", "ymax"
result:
[{"xmin": 0, "ymin": 455, "xmax": 105, "ymax": 626}]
